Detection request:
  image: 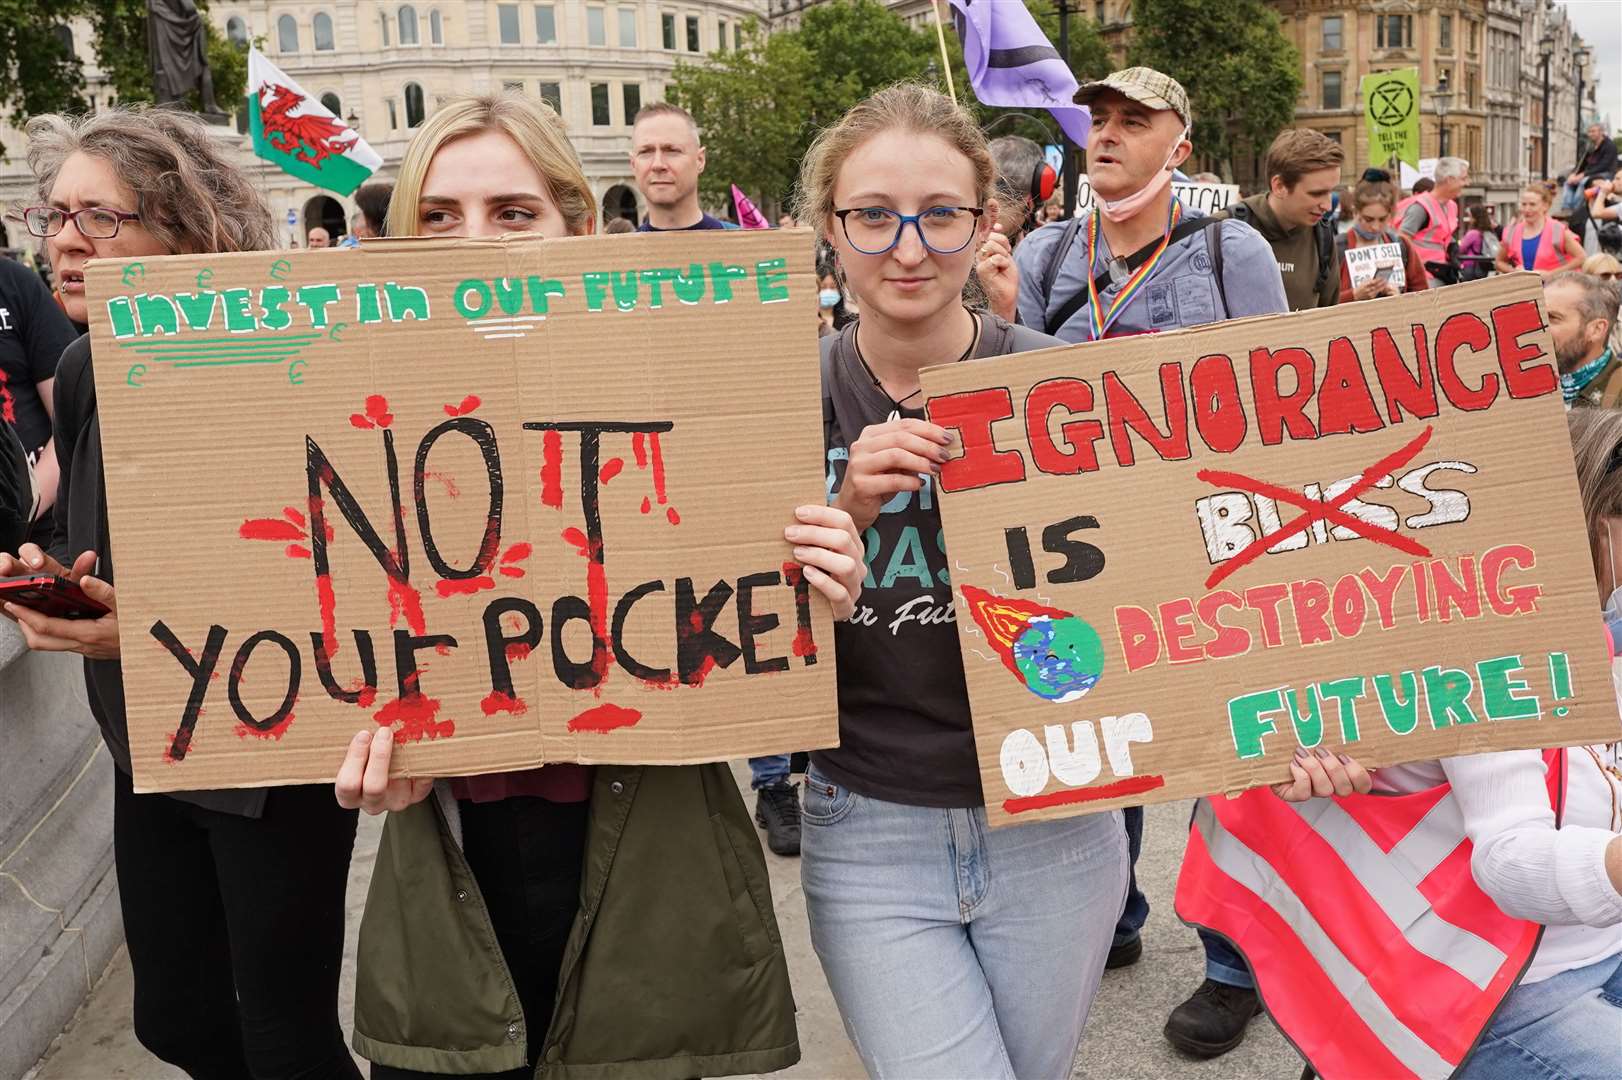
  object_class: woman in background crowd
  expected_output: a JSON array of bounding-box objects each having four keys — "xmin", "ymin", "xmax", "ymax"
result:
[
  {"xmin": 1497, "ymin": 182, "xmax": 1586, "ymax": 277},
  {"xmin": 1336, "ymin": 171, "xmax": 1429, "ymax": 302}
]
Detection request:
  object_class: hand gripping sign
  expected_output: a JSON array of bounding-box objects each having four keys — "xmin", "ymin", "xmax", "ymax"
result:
[
  {"xmin": 85, "ymin": 231, "xmax": 836, "ymax": 792},
  {"xmin": 922, "ymin": 274, "xmax": 1621, "ymax": 826}
]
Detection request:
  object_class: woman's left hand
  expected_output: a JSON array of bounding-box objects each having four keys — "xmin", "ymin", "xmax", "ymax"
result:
[
  {"xmin": 3, "ymin": 571, "xmax": 120, "ymax": 660},
  {"xmin": 786, "ymin": 504, "xmax": 864, "ymax": 621},
  {"xmin": 1271, "ymin": 746, "xmax": 1372, "ymax": 801}
]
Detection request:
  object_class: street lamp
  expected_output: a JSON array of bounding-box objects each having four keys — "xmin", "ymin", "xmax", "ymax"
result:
[
  {"xmin": 1575, "ymin": 47, "xmax": 1590, "ymax": 145},
  {"xmin": 1539, "ymin": 31, "xmax": 1554, "ymax": 179},
  {"xmin": 1434, "ymin": 69, "xmax": 1452, "ymax": 158},
  {"xmin": 346, "ymin": 109, "xmax": 360, "ymax": 131}
]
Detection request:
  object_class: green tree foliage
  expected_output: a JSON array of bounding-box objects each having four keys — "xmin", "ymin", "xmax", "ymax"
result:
[
  {"xmin": 673, "ymin": 0, "xmax": 1107, "ymax": 210},
  {"xmin": 0, "ymin": 1, "xmax": 88, "ymax": 156},
  {"xmin": 1128, "ymin": 0, "xmax": 1301, "ymax": 179},
  {"xmin": 668, "ymin": 19, "xmax": 815, "ymax": 213},
  {"xmin": 86, "ymin": 0, "xmax": 245, "ymax": 112}
]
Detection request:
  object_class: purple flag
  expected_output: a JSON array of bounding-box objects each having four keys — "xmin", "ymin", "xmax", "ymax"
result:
[{"xmin": 949, "ymin": 0, "xmax": 1091, "ymax": 146}]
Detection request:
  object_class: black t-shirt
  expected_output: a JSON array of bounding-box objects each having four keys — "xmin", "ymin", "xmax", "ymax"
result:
[
  {"xmin": 812, "ymin": 313, "xmax": 1064, "ymax": 808},
  {"xmin": 0, "ymin": 257, "xmax": 78, "ymax": 540},
  {"xmin": 636, "ymin": 212, "xmax": 737, "ymax": 232}
]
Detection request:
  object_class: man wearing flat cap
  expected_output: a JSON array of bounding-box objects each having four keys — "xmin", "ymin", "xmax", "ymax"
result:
[{"xmin": 1011, "ymin": 67, "xmax": 1286, "ymax": 1060}]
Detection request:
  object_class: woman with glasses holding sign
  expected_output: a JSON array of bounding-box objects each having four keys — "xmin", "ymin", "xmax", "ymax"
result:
[
  {"xmin": 792, "ymin": 83, "xmax": 1130, "ymax": 1078},
  {"xmin": 0, "ymin": 109, "xmax": 362, "ymax": 1078},
  {"xmin": 331, "ymin": 91, "xmax": 864, "ymax": 1079}
]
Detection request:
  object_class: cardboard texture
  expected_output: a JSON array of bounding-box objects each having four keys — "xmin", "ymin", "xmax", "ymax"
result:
[
  {"xmin": 922, "ymin": 274, "xmax": 1621, "ymax": 827},
  {"xmin": 1344, "ymin": 243, "xmax": 1407, "ymax": 291},
  {"xmin": 84, "ymin": 230, "xmax": 836, "ymax": 792}
]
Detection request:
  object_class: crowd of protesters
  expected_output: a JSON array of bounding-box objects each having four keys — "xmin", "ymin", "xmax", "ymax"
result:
[{"xmin": 1, "ymin": 58, "xmax": 1619, "ymax": 1080}]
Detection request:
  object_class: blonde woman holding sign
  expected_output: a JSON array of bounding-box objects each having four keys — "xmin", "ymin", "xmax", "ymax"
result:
[
  {"xmin": 333, "ymin": 91, "xmax": 864, "ymax": 1079},
  {"xmin": 0, "ymin": 107, "xmax": 362, "ymax": 1079},
  {"xmin": 793, "ymin": 83, "xmax": 1130, "ymax": 1078}
]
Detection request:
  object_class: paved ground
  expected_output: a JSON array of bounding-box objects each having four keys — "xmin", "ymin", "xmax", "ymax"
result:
[{"xmin": 26, "ymin": 779, "xmax": 1298, "ymax": 1080}]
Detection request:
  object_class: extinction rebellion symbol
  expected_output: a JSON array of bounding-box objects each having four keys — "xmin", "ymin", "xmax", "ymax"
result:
[{"xmin": 1369, "ymin": 79, "xmax": 1415, "ymax": 128}]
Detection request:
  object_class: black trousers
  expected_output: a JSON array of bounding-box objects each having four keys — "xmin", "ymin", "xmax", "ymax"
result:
[
  {"xmin": 371, "ymin": 795, "xmax": 589, "ymax": 1080},
  {"xmin": 113, "ymin": 767, "xmax": 361, "ymax": 1080}
]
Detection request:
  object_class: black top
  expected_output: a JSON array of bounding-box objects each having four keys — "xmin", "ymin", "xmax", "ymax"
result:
[
  {"xmin": 1578, "ymin": 136, "xmax": 1619, "ymax": 183},
  {"xmin": 0, "ymin": 421, "xmax": 28, "ymax": 554},
  {"xmin": 0, "ymin": 257, "xmax": 78, "ymax": 545},
  {"xmin": 812, "ymin": 313, "xmax": 1063, "ymax": 807},
  {"xmin": 637, "ymin": 212, "xmax": 736, "ymax": 232},
  {"xmin": 51, "ymin": 335, "xmax": 268, "ymax": 816}
]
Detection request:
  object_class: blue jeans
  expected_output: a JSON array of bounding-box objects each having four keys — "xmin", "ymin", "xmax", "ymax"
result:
[
  {"xmin": 1200, "ymin": 928, "xmax": 1255, "ymax": 989},
  {"xmin": 800, "ymin": 765, "xmax": 1129, "ymax": 1079},
  {"xmin": 748, "ymin": 754, "xmax": 791, "ymax": 790},
  {"xmin": 1459, "ymin": 951, "xmax": 1622, "ymax": 1079},
  {"xmin": 1115, "ymin": 805, "xmax": 1148, "ymax": 945}
]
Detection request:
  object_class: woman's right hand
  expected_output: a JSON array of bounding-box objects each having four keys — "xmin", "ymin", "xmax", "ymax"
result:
[
  {"xmin": 0, "ymin": 543, "xmax": 92, "ymax": 586},
  {"xmin": 335, "ymin": 727, "xmax": 434, "ymax": 814},
  {"xmin": 1271, "ymin": 746, "xmax": 1372, "ymax": 801},
  {"xmin": 1352, "ymin": 278, "xmax": 1394, "ymax": 301},
  {"xmin": 835, "ymin": 418, "xmax": 951, "ymax": 532}
]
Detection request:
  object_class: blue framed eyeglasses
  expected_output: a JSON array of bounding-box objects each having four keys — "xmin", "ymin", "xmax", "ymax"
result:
[{"xmin": 832, "ymin": 205, "xmax": 985, "ymax": 255}]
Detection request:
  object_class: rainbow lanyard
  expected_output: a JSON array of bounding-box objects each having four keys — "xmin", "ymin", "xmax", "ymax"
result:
[{"xmin": 1084, "ymin": 198, "xmax": 1183, "ymax": 342}]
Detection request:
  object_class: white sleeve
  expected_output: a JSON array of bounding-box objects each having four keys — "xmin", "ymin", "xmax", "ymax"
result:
[{"xmin": 1444, "ymin": 749, "xmax": 1622, "ymax": 927}]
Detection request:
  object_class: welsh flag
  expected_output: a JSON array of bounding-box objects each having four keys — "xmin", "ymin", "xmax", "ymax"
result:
[{"xmin": 247, "ymin": 48, "xmax": 381, "ymax": 196}]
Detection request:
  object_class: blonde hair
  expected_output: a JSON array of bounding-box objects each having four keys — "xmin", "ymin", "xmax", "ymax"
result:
[
  {"xmin": 24, "ymin": 106, "xmax": 274, "ymax": 254},
  {"xmin": 793, "ymin": 83, "xmax": 1002, "ymax": 243},
  {"xmin": 387, "ymin": 93, "xmax": 595, "ymax": 238},
  {"xmin": 1523, "ymin": 182, "xmax": 1555, "ymax": 207},
  {"xmin": 1583, "ymin": 253, "xmax": 1622, "ymax": 277},
  {"xmin": 1567, "ymin": 408, "xmax": 1622, "ymax": 545}
]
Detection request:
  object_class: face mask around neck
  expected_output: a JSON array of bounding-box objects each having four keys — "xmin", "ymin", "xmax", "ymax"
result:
[{"xmin": 1097, "ymin": 125, "xmax": 1189, "ymax": 223}]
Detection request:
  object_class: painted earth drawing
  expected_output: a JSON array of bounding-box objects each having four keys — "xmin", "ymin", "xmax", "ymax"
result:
[{"xmin": 959, "ymin": 584, "xmax": 1105, "ymax": 703}]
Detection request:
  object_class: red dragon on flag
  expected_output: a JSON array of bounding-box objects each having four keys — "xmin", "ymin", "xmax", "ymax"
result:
[{"xmin": 258, "ymin": 82, "xmax": 358, "ymax": 167}]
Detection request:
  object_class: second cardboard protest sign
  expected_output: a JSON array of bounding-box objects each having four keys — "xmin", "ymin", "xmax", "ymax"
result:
[
  {"xmin": 922, "ymin": 275, "xmax": 1619, "ymax": 826},
  {"xmin": 87, "ymin": 231, "xmax": 835, "ymax": 793}
]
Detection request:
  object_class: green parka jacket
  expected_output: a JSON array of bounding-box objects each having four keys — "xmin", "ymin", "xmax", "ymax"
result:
[{"xmin": 352, "ymin": 762, "xmax": 801, "ymax": 1078}]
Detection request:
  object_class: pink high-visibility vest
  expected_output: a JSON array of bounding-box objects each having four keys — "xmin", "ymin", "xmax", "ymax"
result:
[
  {"xmin": 1407, "ymin": 192, "xmax": 1459, "ymax": 283},
  {"xmin": 1504, "ymin": 216, "xmax": 1571, "ymax": 271},
  {"xmin": 1176, "ymin": 749, "xmax": 1566, "ymax": 1080}
]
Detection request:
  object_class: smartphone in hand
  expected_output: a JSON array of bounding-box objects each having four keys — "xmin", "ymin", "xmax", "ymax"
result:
[{"xmin": 0, "ymin": 575, "xmax": 110, "ymax": 620}]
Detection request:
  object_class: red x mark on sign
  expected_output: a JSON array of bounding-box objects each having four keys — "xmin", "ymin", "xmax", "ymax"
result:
[{"xmin": 1196, "ymin": 425, "xmax": 1436, "ymax": 590}]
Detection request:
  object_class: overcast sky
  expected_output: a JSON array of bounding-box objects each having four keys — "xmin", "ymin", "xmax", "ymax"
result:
[{"xmin": 1556, "ymin": 0, "xmax": 1619, "ymax": 129}]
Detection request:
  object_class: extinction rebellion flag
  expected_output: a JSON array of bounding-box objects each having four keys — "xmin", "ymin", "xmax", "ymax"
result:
[{"xmin": 247, "ymin": 48, "xmax": 382, "ymax": 196}]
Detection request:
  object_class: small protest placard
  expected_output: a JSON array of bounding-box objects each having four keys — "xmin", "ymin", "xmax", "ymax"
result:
[
  {"xmin": 922, "ymin": 274, "xmax": 1620, "ymax": 826},
  {"xmin": 85, "ymin": 231, "xmax": 836, "ymax": 792},
  {"xmin": 1345, "ymin": 243, "xmax": 1407, "ymax": 291},
  {"xmin": 1072, "ymin": 176, "xmax": 1239, "ymax": 217}
]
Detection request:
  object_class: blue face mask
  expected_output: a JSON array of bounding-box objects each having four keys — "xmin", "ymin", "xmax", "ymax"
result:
[{"xmin": 818, "ymin": 288, "xmax": 842, "ymax": 309}]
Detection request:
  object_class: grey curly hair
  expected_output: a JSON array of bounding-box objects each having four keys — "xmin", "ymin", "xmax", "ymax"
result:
[{"xmin": 24, "ymin": 105, "xmax": 276, "ymax": 254}]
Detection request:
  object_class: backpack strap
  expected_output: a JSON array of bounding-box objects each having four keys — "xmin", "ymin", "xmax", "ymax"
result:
[
  {"xmin": 1314, "ymin": 217, "xmax": 1334, "ymax": 299},
  {"xmin": 1044, "ymin": 213, "xmax": 1223, "ymax": 337},
  {"xmin": 1037, "ymin": 215, "xmax": 1085, "ymax": 318},
  {"xmin": 1210, "ymin": 218, "xmax": 1227, "ymax": 316}
]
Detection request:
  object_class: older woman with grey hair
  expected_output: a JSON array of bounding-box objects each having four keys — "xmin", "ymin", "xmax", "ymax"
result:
[{"xmin": 0, "ymin": 106, "xmax": 361, "ymax": 1079}]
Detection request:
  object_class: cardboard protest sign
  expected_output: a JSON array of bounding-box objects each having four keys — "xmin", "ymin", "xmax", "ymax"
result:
[
  {"xmin": 922, "ymin": 275, "xmax": 1620, "ymax": 827},
  {"xmin": 1073, "ymin": 176, "xmax": 1239, "ymax": 217},
  {"xmin": 85, "ymin": 231, "xmax": 837, "ymax": 792},
  {"xmin": 1344, "ymin": 243, "xmax": 1407, "ymax": 291}
]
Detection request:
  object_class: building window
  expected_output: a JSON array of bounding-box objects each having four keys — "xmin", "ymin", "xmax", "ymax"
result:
[
  {"xmin": 1377, "ymin": 14, "xmax": 1411, "ymax": 50},
  {"xmin": 1324, "ymin": 130, "xmax": 1341, "ymax": 144},
  {"xmin": 498, "ymin": 3, "xmax": 520, "ymax": 43},
  {"xmin": 1438, "ymin": 14, "xmax": 1452, "ymax": 51},
  {"xmin": 387, "ymin": 98, "xmax": 399, "ymax": 129},
  {"xmin": 685, "ymin": 14, "xmax": 699, "ymax": 51},
  {"xmin": 430, "ymin": 9, "xmax": 443, "ymax": 44},
  {"xmin": 717, "ymin": 18, "xmax": 728, "ymax": 50},
  {"xmin": 1320, "ymin": 15, "xmax": 1341, "ymax": 52},
  {"xmin": 588, "ymin": 7, "xmax": 606, "ymax": 45},
  {"xmin": 618, "ymin": 7, "xmax": 636, "ymax": 47},
  {"xmin": 314, "ymin": 12, "xmax": 336, "ymax": 50},
  {"xmin": 535, "ymin": 4, "xmax": 557, "ymax": 44},
  {"xmin": 320, "ymin": 91, "xmax": 342, "ymax": 115},
  {"xmin": 539, "ymin": 81, "xmax": 562, "ymax": 114},
  {"xmin": 1322, "ymin": 70, "xmax": 1342, "ymax": 110},
  {"xmin": 503, "ymin": 80, "xmax": 524, "ymax": 93},
  {"xmin": 405, "ymin": 82, "xmax": 426, "ymax": 127},
  {"xmin": 1468, "ymin": 19, "xmax": 1479, "ymax": 54},
  {"xmin": 277, "ymin": 13, "xmax": 299, "ymax": 51},
  {"xmin": 623, "ymin": 83, "xmax": 641, "ymax": 124},
  {"xmin": 226, "ymin": 16, "xmax": 248, "ymax": 46},
  {"xmin": 662, "ymin": 12, "xmax": 675, "ymax": 49},
  {"xmin": 1466, "ymin": 70, "xmax": 1477, "ymax": 109},
  {"xmin": 399, "ymin": 5, "xmax": 420, "ymax": 45},
  {"xmin": 591, "ymin": 82, "xmax": 611, "ymax": 126}
]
